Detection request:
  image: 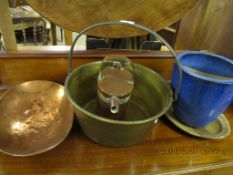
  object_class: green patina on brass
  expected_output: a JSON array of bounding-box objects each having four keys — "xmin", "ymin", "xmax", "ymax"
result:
[
  {"xmin": 65, "ymin": 62, "xmax": 172, "ymax": 147},
  {"xmin": 64, "ymin": 20, "xmax": 182, "ymax": 147}
]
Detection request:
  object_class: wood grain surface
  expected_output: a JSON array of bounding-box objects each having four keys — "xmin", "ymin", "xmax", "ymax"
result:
[
  {"xmin": 0, "ymin": 91, "xmax": 232, "ymax": 174},
  {"xmin": 26, "ymin": 0, "xmax": 198, "ymax": 38},
  {"xmin": 188, "ymin": 165, "xmax": 233, "ymax": 175},
  {"xmin": 0, "ymin": 48, "xmax": 232, "ymax": 174},
  {"xmin": 0, "ymin": 48, "xmax": 175, "ymax": 87},
  {"xmin": 0, "ymin": 0, "xmax": 17, "ymax": 51},
  {"xmin": 175, "ymin": 0, "xmax": 233, "ymax": 58}
]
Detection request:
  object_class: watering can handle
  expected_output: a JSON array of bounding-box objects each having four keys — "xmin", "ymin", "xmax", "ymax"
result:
[{"xmin": 68, "ymin": 20, "xmax": 182, "ymax": 101}]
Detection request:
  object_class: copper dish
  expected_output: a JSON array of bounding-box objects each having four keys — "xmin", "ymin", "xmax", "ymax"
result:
[{"xmin": 0, "ymin": 81, "xmax": 73, "ymax": 156}]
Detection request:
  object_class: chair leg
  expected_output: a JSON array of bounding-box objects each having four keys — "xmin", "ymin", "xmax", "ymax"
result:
[
  {"xmin": 22, "ymin": 29, "xmax": 27, "ymax": 44},
  {"xmin": 33, "ymin": 20, "xmax": 37, "ymax": 45}
]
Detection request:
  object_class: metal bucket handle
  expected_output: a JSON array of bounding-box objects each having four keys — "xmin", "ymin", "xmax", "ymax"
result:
[{"xmin": 68, "ymin": 20, "xmax": 182, "ymax": 101}]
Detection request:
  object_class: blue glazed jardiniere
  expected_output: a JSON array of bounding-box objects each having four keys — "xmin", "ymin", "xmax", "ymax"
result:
[{"xmin": 172, "ymin": 51, "xmax": 233, "ymax": 128}]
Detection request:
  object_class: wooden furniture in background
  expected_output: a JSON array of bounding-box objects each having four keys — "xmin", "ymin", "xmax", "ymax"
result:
[
  {"xmin": 175, "ymin": 0, "xmax": 233, "ymax": 58},
  {"xmin": 50, "ymin": 22, "xmax": 57, "ymax": 45},
  {"xmin": 13, "ymin": 17, "xmax": 48, "ymax": 45},
  {"xmin": 63, "ymin": 28, "xmax": 73, "ymax": 45},
  {"xmin": 26, "ymin": 0, "xmax": 198, "ymax": 38},
  {"xmin": 0, "ymin": 0, "xmax": 17, "ymax": 51},
  {"xmin": 157, "ymin": 22, "xmax": 180, "ymax": 47},
  {"xmin": 0, "ymin": 47, "xmax": 175, "ymax": 87},
  {"xmin": 10, "ymin": 6, "xmax": 48, "ymax": 45}
]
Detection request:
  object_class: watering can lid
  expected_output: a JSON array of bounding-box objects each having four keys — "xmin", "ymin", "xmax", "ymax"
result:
[
  {"xmin": 98, "ymin": 67, "xmax": 134, "ymax": 97},
  {"xmin": 26, "ymin": 0, "xmax": 198, "ymax": 38}
]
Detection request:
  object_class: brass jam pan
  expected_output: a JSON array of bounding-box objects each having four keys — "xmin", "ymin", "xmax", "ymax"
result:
[{"xmin": 0, "ymin": 81, "xmax": 73, "ymax": 156}]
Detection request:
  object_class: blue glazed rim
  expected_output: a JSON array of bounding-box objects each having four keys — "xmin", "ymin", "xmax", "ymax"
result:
[{"xmin": 178, "ymin": 51, "xmax": 233, "ymax": 84}]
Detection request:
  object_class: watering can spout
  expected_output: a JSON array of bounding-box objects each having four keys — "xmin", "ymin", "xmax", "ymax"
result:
[
  {"xmin": 110, "ymin": 96, "xmax": 119, "ymax": 114},
  {"xmin": 97, "ymin": 56, "xmax": 134, "ymax": 119}
]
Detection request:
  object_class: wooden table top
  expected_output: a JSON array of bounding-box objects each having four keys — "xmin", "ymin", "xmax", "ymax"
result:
[
  {"xmin": 26, "ymin": 0, "xmax": 198, "ymax": 38},
  {"xmin": 0, "ymin": 48, "xmax": 232, "ymax": 174},
  {"xmin": 0, "ymin": 89, "xmax": 232, "ymax": 175}
]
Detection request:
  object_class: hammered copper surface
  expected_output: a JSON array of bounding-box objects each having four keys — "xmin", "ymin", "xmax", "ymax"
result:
[{"xmin": 0, "ymin": 81, "xmax": 73, "ymax": 156}]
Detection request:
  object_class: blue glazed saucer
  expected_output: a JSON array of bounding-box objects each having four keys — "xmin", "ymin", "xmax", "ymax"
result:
[{"xmin": 165, "ymin": 108, "xmax": 231, "ymax": 139}]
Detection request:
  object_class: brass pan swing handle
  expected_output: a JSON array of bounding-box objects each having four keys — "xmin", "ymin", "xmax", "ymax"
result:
[{"xmin": 67, "ymin": 20, "xmax": 182, "ymax": 101}]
